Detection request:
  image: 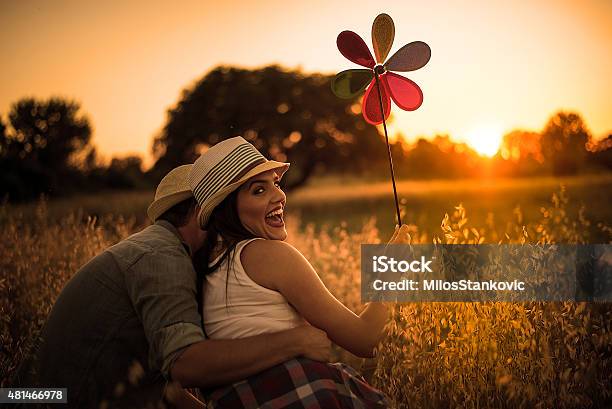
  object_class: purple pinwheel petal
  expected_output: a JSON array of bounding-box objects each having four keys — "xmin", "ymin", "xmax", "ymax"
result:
[
  {"xmin": 337, "ymin": 31, "xmax": 376, "ymax": 68},
  {"xmin": 385, "ymin": 41, "xmax": 431, "ymax": 72},
  {"xmin": 384, "ymin": 72, "xmax": 424, "ymax": 111},
  {"xmin": 372, "ymin": 13, "xmax": 395, "ymax": 63},
  {"xmin": 362, "ymin": 77, "xmax": 391, "ymax": 125}
]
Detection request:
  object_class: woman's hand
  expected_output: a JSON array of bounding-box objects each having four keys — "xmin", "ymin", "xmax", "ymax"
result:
[
  {"xmin": 383, "ymin": 224, "xmax": 413, "ymax": 284},
  {"xmin": 387, "ymin": 224, "xmax": 411, "ymax": 245}
]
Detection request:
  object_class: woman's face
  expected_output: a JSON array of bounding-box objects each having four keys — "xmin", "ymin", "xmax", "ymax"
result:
[{"xmin": 236, "ymin": 169, "xmax": 287, "ymax": 240}]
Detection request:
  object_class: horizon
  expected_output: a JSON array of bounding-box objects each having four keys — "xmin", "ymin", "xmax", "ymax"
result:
[{"xmin": 1, "ymin": 0, "xmax": 611, "ymax": 168}]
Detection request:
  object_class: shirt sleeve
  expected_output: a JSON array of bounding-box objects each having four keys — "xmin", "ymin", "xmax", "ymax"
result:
[{"xmin": 124, "ymin": 245, "xmax": 205, "ymax": 379}]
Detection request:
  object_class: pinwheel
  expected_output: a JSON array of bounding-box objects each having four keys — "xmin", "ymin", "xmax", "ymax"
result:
[{"xmin": 332, "ymin": 13, "xmax": 431, "ymax": 225}]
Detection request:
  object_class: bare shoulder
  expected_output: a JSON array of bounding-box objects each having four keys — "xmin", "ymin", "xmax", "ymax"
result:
[
  {"xmin": 241, "ymin": 239, "xmax": 309, "ymax": 289},
  {"xmin": 241, "ymin": 239, "xmax": 303, "ymax": 265}
]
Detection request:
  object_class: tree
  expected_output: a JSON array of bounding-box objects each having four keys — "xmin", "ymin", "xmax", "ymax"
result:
[
  {"xmin": 399, "ymin": 135, "xmax": 482, "ymax": 179},
  {"xmin": 500, "ymin": 130, "xmax": 542, "ymax": 163},
  {"xmin": 105, "ymin": 156, "xmax": 146, "ymax": 188},
  {"xmin": 588, "ymin": 134, "xmax": 612, "ymax": 171},
  {"xmin": 0, "ymin": 117, "xmax": 5, "ymax": 144},
  {"xmin": 540, "ymin": 111, "xmax": 590, "ymax": 175},
  {"xmin": 495, "ymin": 130, "xmax": 545, "ymax": 176},
  {"xmin": 0, "ymin": 116, "xmax": 7, "ymax": 160},
  {"xmin": 0, "ymin": 97, "xmax": 92, "ymax": 200},
  {"xmin": 401, "ymin": 138, "xmax": 446, "ymax": 178},
  {"xmin": 151, "ymin": 65, "xmax": 388, "ymax": 189}
]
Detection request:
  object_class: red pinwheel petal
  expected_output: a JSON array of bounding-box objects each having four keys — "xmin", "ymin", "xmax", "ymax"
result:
[
  {"xmin": 337, "ymin": 31, "xmax": 375, "ymax": 68},
  {"xmin": 362, "ymin": 77, "xmax": 391, "ymax": 125},
  {"xmin": 384, "ymin": 72, "xmax": 423, "ymax": 111}
]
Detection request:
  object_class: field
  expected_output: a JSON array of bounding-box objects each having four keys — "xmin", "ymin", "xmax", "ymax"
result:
[
  {"xmin": 7, "ymin": 174, "xmax": 612, "ymax": 241},
  {"xmin": 1, "ymin": 174, "xmax": 612, "ymax": 408}
]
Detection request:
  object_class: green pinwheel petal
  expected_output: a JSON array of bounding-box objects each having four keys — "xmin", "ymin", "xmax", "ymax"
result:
[{"xmin": 332, "ymin": 69, "xmax": 374, "ymax": 99}]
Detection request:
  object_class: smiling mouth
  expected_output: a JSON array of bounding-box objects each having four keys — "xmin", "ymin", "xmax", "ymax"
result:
[{"xmin": 265, "ymin": 208, "xmax": 284, "ymax": 228}]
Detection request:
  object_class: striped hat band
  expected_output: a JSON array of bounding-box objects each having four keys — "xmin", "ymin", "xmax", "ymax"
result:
[{"xmin": 190, "ymin": 142, "xmax": 266, "ymax": 207}]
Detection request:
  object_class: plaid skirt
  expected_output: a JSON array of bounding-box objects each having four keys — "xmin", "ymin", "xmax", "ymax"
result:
[{"xmin": 204, "ymin": 358, "xmax": 391, "ymax": 408}]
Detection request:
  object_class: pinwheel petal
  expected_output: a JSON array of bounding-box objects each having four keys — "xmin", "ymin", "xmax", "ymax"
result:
[
  {"xmin": 337, "ymin": 31, "xmax": 375, "ymax": 68},
  {"xmin": 372, "ymin": 13, "xmax": 395, "ymax": 63},
  {"xmin": 362, "ymin": 77, "xmax": 391, "ymax": 125},
  {"xmin": 331, "ymin": 69, "xmax": 374, "ymax": 99},
  {"xmin": 385, "ymin": 41, "xmax": 431, "ymax": 72},
  {"xmin": 384, "ymin": 72, "xmax": 423, "ymax": 111}
]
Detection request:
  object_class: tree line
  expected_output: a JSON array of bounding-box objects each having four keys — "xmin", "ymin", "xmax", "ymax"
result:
[
  {"xmin": 0, "ymin": 98, "xmax": 150, "ymax": 201},
  {"xmin": 1, "ymin": 65, "xmax": 610, "ymax": 202}
]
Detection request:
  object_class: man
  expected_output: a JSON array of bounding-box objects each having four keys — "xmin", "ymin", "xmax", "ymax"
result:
[{"xmin": 14, "ymin": 164, "xmax": 330, "ymax": 408}]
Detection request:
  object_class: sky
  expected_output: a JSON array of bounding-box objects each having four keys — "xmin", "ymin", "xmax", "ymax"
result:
[{"xmin": 1, "ymin": 0, "xmax": 611, "ymax": 167}]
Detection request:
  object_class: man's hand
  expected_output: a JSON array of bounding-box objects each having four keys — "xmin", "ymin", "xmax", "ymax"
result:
[
  {"xmin": 291, "ymin": 325, "xmax": 332, "ymax": 362},
  {"xmin": 164, "ymin": 383, "xmax": 206, "ymax": 408}
]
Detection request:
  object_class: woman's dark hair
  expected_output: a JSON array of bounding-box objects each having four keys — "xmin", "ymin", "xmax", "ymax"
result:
[{"xmin": 193, "ymin": 188, "xmax": 255, "ymax": 319}]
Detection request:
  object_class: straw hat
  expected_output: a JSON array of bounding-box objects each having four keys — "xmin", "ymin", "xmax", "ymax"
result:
[
  {"xmin": 188, "ymin": 136, "xmax": 289, "ymax": 228},
  {"xmin": 147, "ymin": 164, "xmax": 194, "ymax": 222}
]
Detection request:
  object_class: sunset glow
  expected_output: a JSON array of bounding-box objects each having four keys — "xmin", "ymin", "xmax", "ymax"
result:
[
  {"xmin": 1, "ymin": 0, "xmax": 611, "ymax": 167},
  {"xmin": 463, "ymin": 124, "xmax": 505, "ymax": 157}
]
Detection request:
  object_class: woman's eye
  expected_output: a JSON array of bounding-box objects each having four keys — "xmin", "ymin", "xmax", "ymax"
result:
[{"xmin": 253, "ymin": 187, "xmax": 264, "ymax": 194}]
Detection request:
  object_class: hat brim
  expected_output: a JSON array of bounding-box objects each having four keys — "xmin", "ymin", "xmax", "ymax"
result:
[
  {"xmin": 197, "ymin": 160, "xmax": 289, "ymax": 228},
  {"xmin": 147, "ymin": 190, "xmax": 193, "ymax": 222}
]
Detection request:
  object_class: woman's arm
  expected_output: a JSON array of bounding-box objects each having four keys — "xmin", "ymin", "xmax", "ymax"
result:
[{"xmin": 241, "ymin": 225, "xmax": 410, "ymax": 357}]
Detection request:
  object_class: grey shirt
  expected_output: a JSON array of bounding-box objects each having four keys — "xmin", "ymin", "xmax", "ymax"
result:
[{"xmin": 17, "ymin": 220, "xmax": 205, "ymax": 408}]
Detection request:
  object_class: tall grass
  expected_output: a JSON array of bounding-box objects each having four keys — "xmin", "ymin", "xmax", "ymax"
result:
[
  {"xmin": 1, "ymin": 188, "xmax": 611, "ymax": 408},
  {"xmin": 290, "ymin": 187, "xmax": 612, "ymax": 408},
  {"xmin": 0, "ymin": 202, "xmax": 135, "ymax": 385}
]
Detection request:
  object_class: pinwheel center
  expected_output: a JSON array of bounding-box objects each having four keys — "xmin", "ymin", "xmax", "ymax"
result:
[{"xmin": 373, "ymin": 64, "xmax": 386, "ymax": 75}]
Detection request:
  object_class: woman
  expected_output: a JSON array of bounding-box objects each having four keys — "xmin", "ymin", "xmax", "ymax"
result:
[{"xmin": 188, "ymin": 137, "xmax": 409, "ymax": 408}]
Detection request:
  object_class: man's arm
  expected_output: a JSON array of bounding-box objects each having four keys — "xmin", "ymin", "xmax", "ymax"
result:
[
  {"xmin": 123, "ymin": 240, "xmax": 329, "ymax": 388},
  {"xmin": 171, "ymin": 325, "xmax": 330, "ymax": 388}
]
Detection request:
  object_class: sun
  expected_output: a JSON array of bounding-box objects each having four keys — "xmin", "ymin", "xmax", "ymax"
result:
[{"xmin": 463, "ymin": 124, "xmax": 504, "ymax": 157}]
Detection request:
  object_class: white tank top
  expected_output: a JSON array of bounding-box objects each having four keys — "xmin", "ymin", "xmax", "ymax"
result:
[{"xmin": 202, "ymin": 238, "xmax": 304, "ymax": 339}]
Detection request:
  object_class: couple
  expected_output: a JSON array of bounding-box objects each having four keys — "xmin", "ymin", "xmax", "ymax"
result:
[{"xmin": 16, "ymin": 137, "xmax": 409, "ymax": 408}]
